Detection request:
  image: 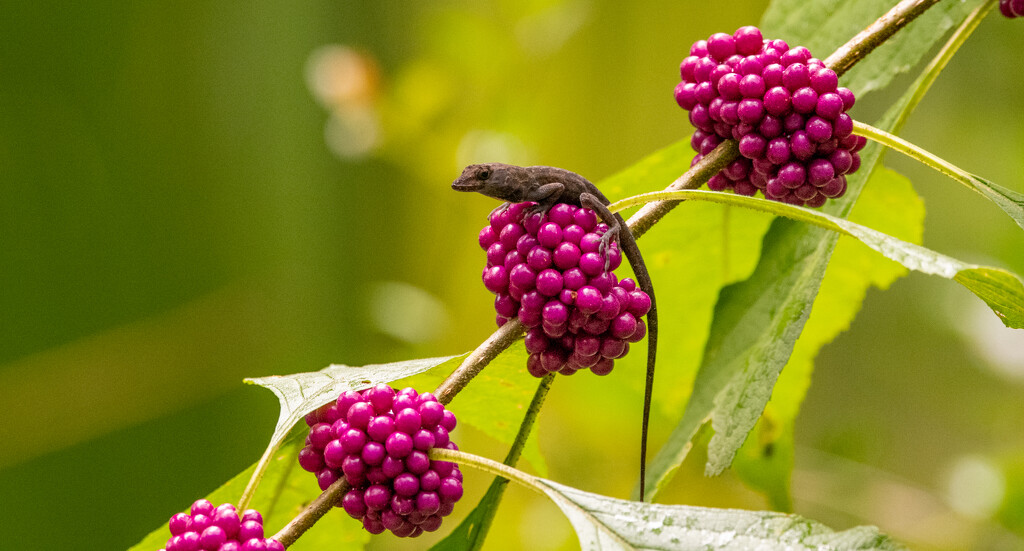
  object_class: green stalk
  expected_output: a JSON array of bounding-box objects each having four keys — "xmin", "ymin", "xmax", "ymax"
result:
[{"xmin": 854, "ymin": 121, "xmax": 987, "ymax": 199}]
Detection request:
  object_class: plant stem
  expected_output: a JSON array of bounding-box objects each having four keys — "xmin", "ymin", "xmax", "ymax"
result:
[
  {"xmin": 271, "ymin": 476, "xmax": 351, "ymax": 547},
  {"xmin": 268, "ymin": 0, "xmax": 950, "ymax": 546},
  {"xmin": 434, "ymin": 319, "xmax": 526, "ymax": 405}
]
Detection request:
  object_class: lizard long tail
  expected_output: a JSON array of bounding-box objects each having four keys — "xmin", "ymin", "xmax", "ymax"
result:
[{"xmin": 612, "ymin": 213, "xmax": 657, "ymax": 503}]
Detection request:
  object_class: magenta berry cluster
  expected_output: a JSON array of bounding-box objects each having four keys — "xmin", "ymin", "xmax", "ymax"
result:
[
  {"xmin": 674, "ymin": 26, "xmax": 867, "ymax": 207},
  {"xmin": 1000, "ymin": 0, "xmax": 1024, "ymax": 17},
  {"xmin": 480, "ymin": 202, "xmax": 651, "ymax": 377},
  {"xmin": 298, "ymin": 385, "xmax": 463, "ymax": 538},
  {"xmin": 159, "ymin": 499, "xmax": 282, "ymax": 551}
]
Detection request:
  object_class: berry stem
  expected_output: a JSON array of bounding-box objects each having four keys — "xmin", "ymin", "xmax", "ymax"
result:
[
  {"xmin": 507, "ymin": 374, "xmax": 555, "ymax": 466},
  {"xmin": 463, "ymin": 374, "xmax": 556, "ymax": 545},
  {"xmin": 237, "ymin": 440, "xmax": 282, "ymax": 513}
]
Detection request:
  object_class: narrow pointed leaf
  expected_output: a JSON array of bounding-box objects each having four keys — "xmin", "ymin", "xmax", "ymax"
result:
[
  {"xmin": 537, "ymin": 478, "xmax": 905, "ymax": 551},
  {"xmin": 732, "ymin": 165, "xmax": 924, "ymax": 510},
  {"xmin": 975, "ymin": 177, "xmax": 1024, "ymax": 231},
  {"xmin": 618, "ymin": 188, "xmax": 1024, "ymax": 328}
]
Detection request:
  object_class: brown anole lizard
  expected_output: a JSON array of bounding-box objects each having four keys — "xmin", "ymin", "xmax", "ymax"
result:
[{"xmin": 452, "ymin": 163, "xmax": 657, "ymax": 501}]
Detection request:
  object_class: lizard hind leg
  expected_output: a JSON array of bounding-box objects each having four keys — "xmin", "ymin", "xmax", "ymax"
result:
[{"xmin": 580, "ymin": 193, "xmax": 621, "ymax": 273}]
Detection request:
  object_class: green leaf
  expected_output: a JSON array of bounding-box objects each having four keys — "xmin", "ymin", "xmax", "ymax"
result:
[
  {"xmin": 237, "ymin": 355, "xmax": 463, "ymax": 510},
  {"xmin": 246, "ymin": 355, "xmax": 462, "ymax": 462},
  {"xmin": 761, "ymin": 0, "xmax": 983, "ymax": 96},
  {"xmin": 129, "ymin": 436, "xmax": 369, "ymax": 551},
  {"xmin": 603, "ymin": 140, "xmax": 775, "ymax": 418},
  {"xmin": 732, "ymin": 165, "xmax": 924, "ymax": 510},
  {"xmin": 537, "ymin": 478, "xmax": 906, "ymax": 551}
]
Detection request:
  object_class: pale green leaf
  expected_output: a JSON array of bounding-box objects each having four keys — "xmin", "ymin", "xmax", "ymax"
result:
[
  {"xmin": 246, "ymin": 355, "xmax": 462, "ymax": 454},
  {"xmin": 538, "ymin": 478, "xmax": 905, "ymax": 551}
]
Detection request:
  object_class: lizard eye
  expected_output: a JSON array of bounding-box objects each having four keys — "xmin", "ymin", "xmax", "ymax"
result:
[{"xmin": 477, "ymin": 169, "xmax": 491, "ymax": 180}]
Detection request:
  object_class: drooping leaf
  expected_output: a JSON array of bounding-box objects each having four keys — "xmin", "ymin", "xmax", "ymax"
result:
[
  {"xmin": 246, "ymin": 355, "xmax": 463, "ymax": 459},
  {"xmin": 621, "ymin": 188, "xmax": 1024, "ymax": 327},
  {"xmin": 732, "ymin": 165, "xmax": 924, "ymax": 510},
  {"xmin": 537, "ymin": 478, "xmax": 906, "ymax": 551},
  {"xmin": 129, "ymin": 435, "xmax": 368, "ymax": 551},
  {"xmin": 854, "ymin": 121, "xmax": 1024, "ymax": 232}
]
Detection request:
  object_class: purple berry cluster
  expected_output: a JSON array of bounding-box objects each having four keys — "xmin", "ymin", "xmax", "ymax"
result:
[
  {"xmin": 159, "ymin": 499, "xmax": 282, "ymax": 551},
  {"xmin": 1000, "ymin": 0, "xmax": 1024, "ymax": 17},
  {"xmin": 298, "ymin": 385, "xmax": 463, "ymax": 538},
  {"xmin": 480, "ymin": 202, "xmax": 652, "ymax": 377},
  {"xmin": 674, "ymin": 26, "xmax": 867, "ymax": 207}
]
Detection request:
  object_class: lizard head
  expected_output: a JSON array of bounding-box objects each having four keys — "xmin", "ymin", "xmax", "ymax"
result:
[{"xmin": 451, "ymin": 163, "xmax": 522, "ymax": 201}]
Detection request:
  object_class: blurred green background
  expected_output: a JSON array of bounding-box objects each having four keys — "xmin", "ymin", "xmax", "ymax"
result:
[{"xmin": 1, "ymin": 1, "xmax": 1022, "ymax": 550}]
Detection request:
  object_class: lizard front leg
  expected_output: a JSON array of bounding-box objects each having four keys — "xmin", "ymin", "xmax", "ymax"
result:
[{"xmin": 522, "ymin": 182, "xmax": 565, "ymax": 216}]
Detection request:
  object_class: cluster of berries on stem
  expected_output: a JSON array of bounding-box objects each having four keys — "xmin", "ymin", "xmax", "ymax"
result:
[
  {"xmin": 298, "ymin": 385, "xmax": 463, "ymax": 538},
  {"xmin": 674, "ymin": 26, "xmax": 866, "ymax": 207},
  {"xmin": 159, "ymin": 499, "xmax": 282, "ymax": 551},
  {"xmin": 480, "ymin": 202, "xmax": 651, "ymax": 377},
  {"xmin": 1000, "ymin": 0, "xmax": 1024, "ymax": 18}
]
